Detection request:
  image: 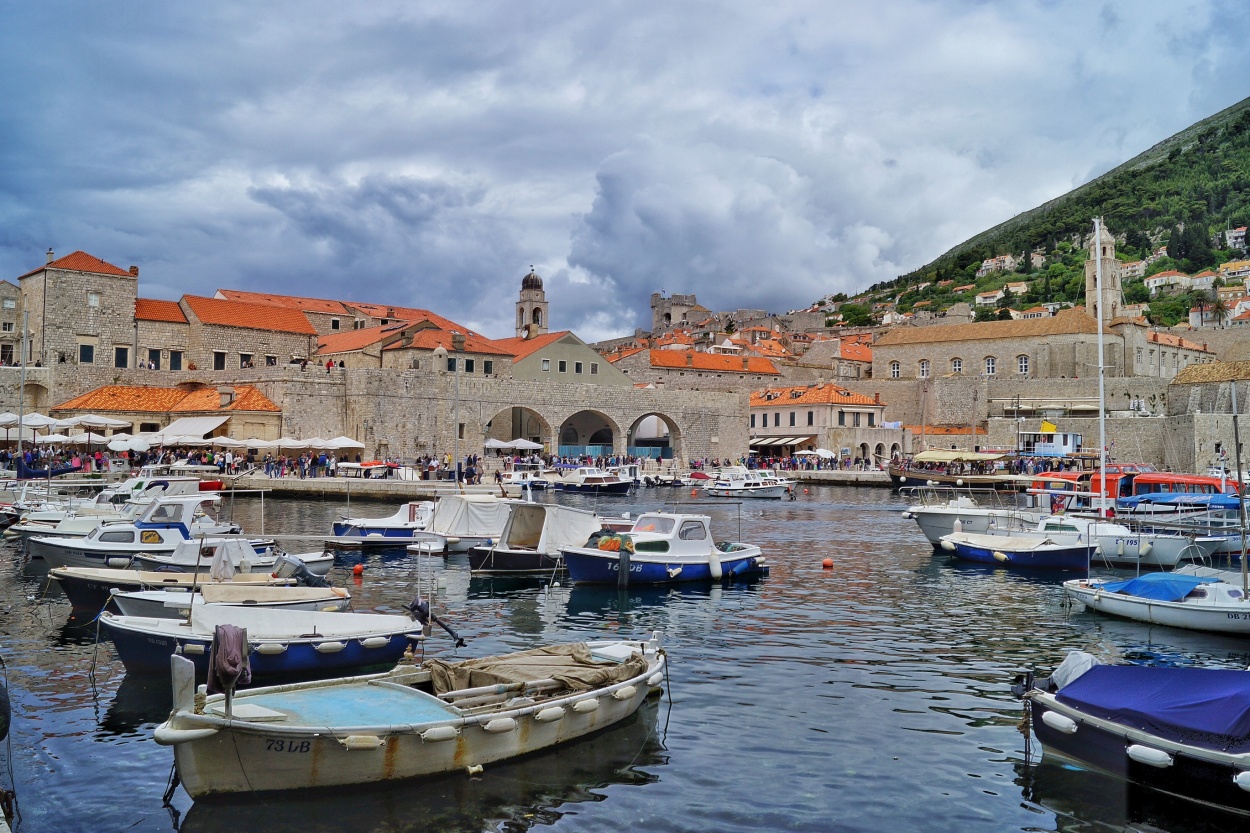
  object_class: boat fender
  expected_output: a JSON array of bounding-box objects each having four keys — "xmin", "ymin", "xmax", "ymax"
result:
[
  {"xmin": 1126, "ymin": 744, "xmax": 1172, "ymax": 768},
  {"xmin": 707, "ymin": 550, "xmax": 723, "ymax": 580},
  {"xmin": 1234, "ymin": 771, "xmax": 1250, "ymax": 792},
  {"xmin": 952, "ymin": 519, "xmax": 962, "ymax": 534},
  {"xmin": 332, "ymin": 588, "xmax": 349, "ymax": 597},
  {"xmin": 107, "ymin": 557, "xmax": 132, "ymax": 569},
  {"xmin": 360, "ymin": 636, "xmax": 391, "ymax": 649},
  {"xmin": 534, "ymin": 706, "xmax": 565, "ymax": 723},
  {"xmin": 612, "ymin": 685, "xmax": 638, "ymax": 701},
  {"xmin": 180, "ymin": 643, "xmax": 206, "ymax": 655},
  {"xmin": 1040, "ymin": 711, "xmax": 1078, "ymax": 735},
  {"xmin": 900, "ymin": 511, "xmax": 914, "ymax": 520},
  {"xmin": 1117, "ymin": 540, "xmax": 1126, "ymax": 557},
  {"xmin": 153, "ymin": 724, "xmax": 219, "ymax": 745},
  {"xmin": 254, "ymin": 642, "xmax": 287, "ymax": 655},
  {"xmin": 571, "ymin": 698, "xmax": 600, "ymax": 714},
  {"xmin": 466, "ymin": 765, "xmax": 484, "ymax": 776},
  {"xmin": 483, "ymin": 717, "xmax": 516, "ymax": 734},
  {"xmin": 992, "ymin": 551, "xmax": 1008, "ymax": 563},
  {"xmin": 1139, "ymin": 539, "xmax": 1152, "ymax": 557},
  {"xmin": 339, "ymin": 734, "xmax": 386, "ymax": 751},
  {"xmin": 666, "ymin": 566, "xmax": 683, "ymax": 578},
  {"xmin": 445, "ymin": 537, "xmax": 460, "ymax": 546},
  {"xmin": 939, "ymin": 539, "xmax": 956, "ymax": 552},
  {"xmin": 647, "ymin": 672, "xmax": 664, "ymax": 687},
  {"xmin": 421, "ymin": 726, "xmax": 459, "ymax": 743},
  {"xmin": 314, "ymin": 641, "xmax": 346, "ymax": 654}
]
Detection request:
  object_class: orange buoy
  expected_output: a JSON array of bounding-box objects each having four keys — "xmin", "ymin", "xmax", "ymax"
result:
[
  {"xmin": 821, "ymin": 557, "xmax": 833, "ymax": 569},
  {"xmin": 352, "ymin": 563, "xmax": 365, "ymax": 576},
  {"xmin": 803, "ymin": 488, "xmax": 810, "ymax": 495},
  {"xmin": 690, "ymin": 489, "xmax": 697, "ymax": 497}
]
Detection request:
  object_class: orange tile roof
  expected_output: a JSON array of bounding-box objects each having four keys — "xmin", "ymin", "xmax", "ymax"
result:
[
  {"xmin": 650, "ymin": 350, "xmax": 779, "ymax": 374},
  {"xmin": 1148, "ymin": 330, "xmax": 1210, "ymax": 351},
  {"xmin": 605, "ymin": 346, "xmax": 647, "ymax": 363},
  {"xmin": 1148, "ymin": 270, "xmax": 1189, "ymax": 279},
  {"xmin": 874, "ymin": 308, "xmax": 1099, "ymax": 347},
  {"xmin": 183, "ymin": 296, "xmax": 317, "ymax": 335},
  {"xmin": 751, "ymin": 383, "xmax": 881, "ymax": 407},
  {"xmin": 52, "ymin": 384, "xmax": 279, "ymax": 413},
  {"xmin": 491, "ymin": 331, "xmax": 570, "ymax": 361},
  {"xmin": 839, "ymin": 340, "xmax": 872, "ymax": 362},
  {"xmin": 342, "ymin": 302, "xmax": 479, "ymax": 336},
  {"xmin": 390, "ymin": 329, "xmax": 511, "ymax": 356},
  {"xmin": 20, "ymin": 251, "xmax": 132, "ymax": 279},
  {"xmin": 216, "ymin": 290, "xmax": 351, "ymax": 315},
  {"xmin": 135, "ymin": 298, "xmax": 188, "ymax": 324},
  {"xmin": 317, "ymin": 323, "xmax": 410, "ymax": 354}
]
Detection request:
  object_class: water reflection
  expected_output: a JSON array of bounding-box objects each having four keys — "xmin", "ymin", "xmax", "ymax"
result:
[
  {"xmin": 1015, "ymin": 759, "xmax": 1247, "ymax": 833},
  {"xmin": 178, "ymin": 700, "xmax": 668, "ymax": 833}
]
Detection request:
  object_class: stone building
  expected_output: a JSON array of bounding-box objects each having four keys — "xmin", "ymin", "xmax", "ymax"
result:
[
  {"xmin": 135, "ymin": 299, "xmax": 191, "ymax": 370},
  {"xmin": 749, "ymin": 382, "xmax": 904, "ymax": 463},
  {"xmin": 607, "ymin": 348, "xmax": 782, "ymax": 391},
  {"xmin": 51, "ymin": 383, "xmax": 282, "ymax": 439},
  {"xmin": 180, "ymin": 296, "xmax": 319, "ymax": 371},
  {"xmin": 515, "ymin": 268, "xmax": 549, "ymax": 338},
  {"xmin": 493, "ymin": 330, "xmax": 632, "ymax": 386},
  {"xmin": 0, "ymin": 280, "xmax": 20, "ymax": 366}
]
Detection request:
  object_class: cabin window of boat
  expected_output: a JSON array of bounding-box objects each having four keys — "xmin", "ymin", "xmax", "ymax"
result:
[
  {"xmin": 98, "ymin": 530, "xmax": 136, "ymax": 543},
  {"xmin": 484, "ymin": 360, "xmax": 493, "ymax": 375},
  {"xmin": 212, "ymin": 351, "xmax": 226, "ymax": 371},
  {"xmin": 114, "ymin": 346, "xmax": 129, "ymax": 369},
  {"xmin": 678, "ymin": 521, "xmax": 707, "ymax": 540},
  {"xmin": 558, "ymin": 360, "xmax": 567, "ymax": 373},
  {"xmin": 635, "ymin": 516, "xmax": 674, "ymax": 534},
  {"xmin": 1231, "ymin": 590, "xmax": 1244, "ymax": 599},
  {"xmin": 889, "ymin": 361, "xmax": 900, "ymax": 378},
  {"xmin": 541, "ymin": 358, "xmax": 550, "ymax": 371},
  {"xmin": 1186, "ymin": 587, "xmax": 1208, "ymax": 599},
  {"xmin": 150, "ymin": 504, "xmax": 179, "ymax": 521},
  {"xmin": 170, "ymin": 351, "xmax": 183, "ymax": 371}
]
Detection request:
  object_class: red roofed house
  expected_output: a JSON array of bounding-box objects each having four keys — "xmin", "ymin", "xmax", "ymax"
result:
[
  {"xmin": 50, "ymin": 383, "xmax": 282, "ymax": 439},
  {"xmin": 749, "ymin": 383, "xmax": 904, "ymax": 464},
  {"xmin": 493, "ymin": 331, "xmax": 631, "ymax": 386},
  {"xmin": 180, "ymin": 295, "xmax": 318, "ymax": 371},
  {"xmin": 607, "ymin": 348, "xmax": 781, "ymax": 392}
]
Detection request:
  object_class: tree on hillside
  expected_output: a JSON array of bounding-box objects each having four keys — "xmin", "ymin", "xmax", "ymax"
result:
[
  {"xmin": 839, "ymin": 304, "xmax": 873, "ymax": 327},
  {"xmin": 974, "ymin": 306, "xmax": 998, "ymax": 322},
  {"xmin": 997, "ymin": 286, "xmax": 1015, "ymax": 309},
  {"xmin": 997, "ymin": 307, "xmax": 1013, "ymax": 320},
  {"xmin": 1124, "ymin": 281, "xmax": 1149, "ymax": 304}
]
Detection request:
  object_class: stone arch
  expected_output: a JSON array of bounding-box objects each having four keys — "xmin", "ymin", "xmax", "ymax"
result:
[
  {"xmin": 21, "ymin": 383, "xmax": 48, "ymax": 411},
  {"xmin": 485, "ymin": 406, "xmax": 552, "ymax": 449},
  {"xmin": 874, "ymin": 443, "xmax": 885, "ymax": 464},
  {"xmin": 858, "ymin": 442, "xmax": 870, "ymax": 462},
  {"xmin": 517, "ymin": 307, "xmax": 524, "ymax": 328},
  {"xmin": 627, "ymin": 411, "xmax": 681, "ymax": 461},
  {"xmin": 532, "ymin": 308, "xmax": 542, "ymax": 327},
  {"xmin": 890, "ymin": 442, "xmax": 902, "ymax": 460},
  {"xmin": 557, "ymin": 409, "xmax": 621, "ymax": 456}
]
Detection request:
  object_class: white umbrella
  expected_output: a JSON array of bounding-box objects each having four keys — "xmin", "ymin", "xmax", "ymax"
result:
[
  {"xmin": 325, "ymin": 435, "xmax": 365, "ymax": 450},
  {"xmin": 108, "ymin": 437, "xmax": 151, "ymax": 452},
  {"xmin": 813, "ymin": 448, "xmax": 836, "ymax": 459},
  {"xmin": 510, "ymin": 439, "xmax": 543, "ymax": 450},
  {"xmin": 35, "ymin": 433, "xmax": 70, "ymax": 443},
  {"xmin": 483, "ymin": 438, "xmax": 512, "ymax": 449},
  {"xmin": 304, "ymin": 437, "xmax": 329, "ymax": 450},
  {"xmin": 0, "ymin": 413, "xmax": 18, "ymax": 428},
  {"xmin": 210, "ymin": 437, "xmax": 248, "ymax": 448},
  {"xmin": 792, "ymin": 450, "xmax": 817, "ymax": 456},
  {"xmin": 67, "ymin": 432, "xmax": 110, "ymax": 444},
  {"xmin": 270, "ymin": 437, "xmax": 309, "ymax": 449},
  {"xmin": 19, "ymin": 413, "xmax": 59, "ymax": 428},
  {"xmin": 64, "ymin": 414, "xmax": 132, "ymax": 429}
]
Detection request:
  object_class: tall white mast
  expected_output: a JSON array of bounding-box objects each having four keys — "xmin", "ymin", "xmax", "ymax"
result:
[{"xmin": 1094, "ymin": 218, "xmax": 1108, "ymax": 516}]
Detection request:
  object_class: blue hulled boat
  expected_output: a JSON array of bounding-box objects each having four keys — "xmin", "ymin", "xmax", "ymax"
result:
[
  {"xmin": 561, "ymin": 512, "xmax": 767, "ymax": 585},
  {"xmin": 939, "ymin": 531, "xmax": 1092, "ymax": 571},
  {"xmin": 332, "ymin": 500, "xmax": 434, "ymax": 538}
]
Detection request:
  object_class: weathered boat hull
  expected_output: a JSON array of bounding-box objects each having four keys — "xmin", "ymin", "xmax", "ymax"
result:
[
  {"xmin": 945, "ymin": 538, "xmax": 1092, "ymax": 571},
  {"xmin": 467, "ymin": 545, "xmax": 562, "ymax": 574},
  {"xmin": 561, "ymin": 547, "xmax": 768, "ymax": 584}
]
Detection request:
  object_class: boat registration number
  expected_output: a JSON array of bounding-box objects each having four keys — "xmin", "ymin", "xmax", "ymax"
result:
[
  {"xmin": 609, "ymin": 563, "xmax": 643, "ymax": 573},
  {"xmin": 265, "ymin": 739, "xmax": 311, "ymax": 753},
  {"xmin": 1226, "ymin": 613, "xmax": 1250, "ymax": 621}
]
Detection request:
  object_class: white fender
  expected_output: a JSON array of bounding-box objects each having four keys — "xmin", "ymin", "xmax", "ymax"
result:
[
  {"xmin": 483, "ymin": 717, "xmax": 516, "ymax": 733},
  {"xmin": 1117, "ymin": 539, "xmax": 1126, "ymax": 557},
  {"xmin": 939, "ymin": 539, "xmax": 956, "ymax": 552},
  {"xmin": 1139, "ymin": 539, "xmax": 1153, "ymax": 557},
  {"xmin": 254, "ymin": 642, "xmax": 287, "ymax": 655},
  {"xmin": 180, "ymin": 643, "xmax": 206, "ymax": 655},
  {"xmin": 992, "ymin": 551, "xmax": 1008, "ymax": 563},
  {"xmin": 153, "ymin": 724, "xmax": 219, "ymax": 745},
  {"xmin": 1126, "ymin": 745, "xmax": 1172, "ymax": 768},
  {"xmin": 339, "ymin": 734, "xmax": 385, "ymax": 751},
  {"xmin": 571, "ymin": 698, "xmax": 600, "ymax": 713},
  {"xmin": 360, "ymin": 636, "xmax": 391, "ymax": 649},
  {"xmin": 1040, "ymin": 710, "xmax": 1078, "ymax": 735},
  {"xmin": 1234, "ymin": 770, "xmax": 1250, "ymax": 792},
  {"xmin": 708, "ymin": 550, "xmax": 722, "ymax": 580},
  {"xmin": 421, "ymin": 726, "xmax": 459, "ymax": 742},
  {"xmin": 534, "ymin": 706, "xmax": 565, "ymax": 723},
  {"xmin": 952, "ymin": 518, "xmax": 963, "ymax": 534},
  {"xmin": 314, "ymin": 641, "xmax": 346, "ymax": 654},
  {"xmin": 107, "ymin": 558, "xmax": 132, "ymax": 569},
  {"xmin": 612, "ymin": 685, "xmax": 638, "ymax": 701},
  {"xmin": 646, "ymin": 672, "xmax": 664, "ymax": 687}
]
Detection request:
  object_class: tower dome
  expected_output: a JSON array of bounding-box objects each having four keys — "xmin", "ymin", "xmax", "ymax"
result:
[{"xmin": 521, "ymin": 269, "xmax": 544, "ymax": 291}]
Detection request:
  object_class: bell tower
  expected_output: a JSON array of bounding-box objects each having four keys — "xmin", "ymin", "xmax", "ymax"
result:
[
  {"xmin": 1084, "ymin": 220, "xmax": 1123, "ymax": 323},
  {"xmin": 516, "ymin": 267, "xmax": 549, "ymax": 339}
]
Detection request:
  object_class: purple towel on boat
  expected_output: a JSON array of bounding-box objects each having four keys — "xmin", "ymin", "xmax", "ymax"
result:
[{"xmin": 207, "ymin": 624, "xmax": 251, "ymax": 695}]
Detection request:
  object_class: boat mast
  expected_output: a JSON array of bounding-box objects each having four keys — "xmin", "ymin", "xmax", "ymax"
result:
[
  {"xmin": 1232, "ymin": 380, "xmax": 1248, "ymax": 595},
  {"xmin": 17, "ymin": 310, "xmax": 26, "ymax": 457},
  {"xmin": 1094, "ymin": 218, "xmax": 1108, "ymax": 517}
]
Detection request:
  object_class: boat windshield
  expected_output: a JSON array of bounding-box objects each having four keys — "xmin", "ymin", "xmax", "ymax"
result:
[{"xmin": 633, "ymin": 516, "xmax": 675, "ymax": 534}]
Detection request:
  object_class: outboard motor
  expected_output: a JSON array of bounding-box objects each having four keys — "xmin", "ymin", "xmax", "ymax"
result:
[
  {"xmin": 405, "ymin": 595, "xmax": 466, "ymax": 647},
  {"xmin": 270, "ymin": 553, "xmax": 331, "ymax": 588}
]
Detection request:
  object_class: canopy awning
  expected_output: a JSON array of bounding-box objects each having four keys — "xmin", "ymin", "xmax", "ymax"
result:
[
  {"xmin": 749, "ymin": 435, "xmax": 814, "ymax": 447},
  {"xmin": 154, "ymin": 415, "xmax": 231, "ymax": 441},
  {"xmin": 912, "ymin": 450, "xmax": 1006, "ymax": 464}
]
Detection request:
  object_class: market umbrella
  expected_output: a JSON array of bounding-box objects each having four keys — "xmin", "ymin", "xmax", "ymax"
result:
[
  {"xmin": 65, "ymin": 414, "xmax": 132, "ymax": 429},
  {"xmin": 66, "ymin": 432, "xmax": 109, "ymax": 444},
  {"xmin": 483, "ymin": 438, "xmax": 512, "ymax": 449},
  {"xmin": 510, "ymin": 439, "xmax": 543, "ymax": 450},
  {"xmin": 34, "ymin": 433, "xmax": 70, "ymax": 444},
  {"xmin": 325, "ymin": 436, "xmax": 365, "ymax": 450},
  {"xmin": 813, "ymin": 448, "xmax": 836, "ymax": 459},
  {"xmin": 793, "ymin": 450, "xmax": 817, "ymax": 456},
  {"xmin": 108, "ymin": 437, "xmax": 151, "ymax": 452}
]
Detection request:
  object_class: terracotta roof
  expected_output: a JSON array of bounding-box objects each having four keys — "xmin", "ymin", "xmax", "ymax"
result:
[
  {"xmin": 751, "ymin": 383, "xmax": 881, "ymax": 407},
  {"xmin": 839, "ymin": 340, "xmax": 872, "ymax": 362},
  {"xmin": 874, "ymin": 308, "xmax": 1099, "ymax": 347},
  {"xmin": 650, "ymin": 350, "xmax": 779, "ymax": 374},
  {"xmin": 342, "ymin": 302, "xmax": 477, "ymax": 336},
  {"xmin": 20, "ymin": 251, "xmax": 132, "ymax": 279},
  {"xmin": 605, "ymin": 346, "xmax": 647, "ymax": 363},
  {"xmin": 216, "ymin": 290, "xmax": 351, "ymax": 315},
  {"xmin": 182, "ymin": 296, "xmax": 317, "ymax": 335},
  {"xmin": 900, "ymin": 425, "xmax": 987, "ymax": 435},
  {"xmin": 52, "ymin": 384, "xmax": 279, "ymax": 414},
  {"xmin": 389, "ymin": 329, "xmax": 511, "ymax": 356},
  {"xmin": 1148, "ymin": 330, "xmax": 1210, "ymax": 352},
  {"xmin": 317, "ymin": 323, "xmax": 410, "ymax": 354},
  {"xmin": 135, "ymin": 298, "xmax": 188, "ymax": 324},
  {"xmin": 1147, "ymin": 270, "xmax": 1189, "ymax": 279},
  {"xmin": 1171, "ymin": 360, "xmax": 1250, "ymax": 385},
  {"xmin": 491, "ymin": 331, "xmax": 570, "ymax": 361}
]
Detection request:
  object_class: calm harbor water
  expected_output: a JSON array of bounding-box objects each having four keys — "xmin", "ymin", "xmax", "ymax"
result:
[{"xmin": 1, "ymin": 485, "xmax": 1249, "ymax": 833}]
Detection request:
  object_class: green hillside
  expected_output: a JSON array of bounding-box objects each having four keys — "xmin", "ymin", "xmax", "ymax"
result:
[{"xmin": 854, "ymin": 95, "xmax": 1250, "ymax": 326}]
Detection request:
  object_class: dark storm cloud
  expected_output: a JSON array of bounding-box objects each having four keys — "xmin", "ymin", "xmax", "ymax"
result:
[{"xmin": 0, "ymin": 1, "xmax": 1247, "ymax": 340}]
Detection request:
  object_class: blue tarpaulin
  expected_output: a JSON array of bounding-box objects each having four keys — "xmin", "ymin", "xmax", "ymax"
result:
[
  {"xmin": 1057, "ymin": 665, "xmax": 1250, "ymax": 753},
  {"xmin": 1099, "ymin": 572, "xmax": 1217, "ymax": 602}
]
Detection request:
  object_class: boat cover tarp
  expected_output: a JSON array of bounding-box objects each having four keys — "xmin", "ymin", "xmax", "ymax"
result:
[
  {"xmin": 1117, "ymin": 493, "xmax": 1241, "ymax": 509},
  {"xmin": 425, "ymin": 643, "xmax": 647, "ymax": 695},
  {"xmin": 912, "ymin": 450, "xmax": 1006, "ymax": 464},
  {"xmin": 1100, "ymin": 572, "xmax": 1218, "ymax": 602},
  {"xmin": 502, "ymin": 504, "xmax": 602, "ymax": 553},
  {"xmin": 428, "ymin": 495, "xmax": 512, "ymax": 537},
  {"xmin": 1056, "ymin": 664, "xmax": 1250, "ymax": 753}
]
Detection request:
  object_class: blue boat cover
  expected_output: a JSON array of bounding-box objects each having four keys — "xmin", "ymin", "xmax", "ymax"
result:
[
  {"xmin": 1099, "ymin": 572, "xmax": 1217, "ymax": 602},
  {"xmin": 1056, "ymin": 665, "xmax": 1250, "ymax": 753}
]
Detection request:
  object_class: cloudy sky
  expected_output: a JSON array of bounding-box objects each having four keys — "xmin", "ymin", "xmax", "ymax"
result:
[{"xmin": 1, "ymin": 2, "xmax": 1247, "ymax": 341}]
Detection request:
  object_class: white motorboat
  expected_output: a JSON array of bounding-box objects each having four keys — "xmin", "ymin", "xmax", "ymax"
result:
[
  {"xmin": 551, "ymin": 467, "xmax": 631, "ymax": 494},
  {"xmin": 112, "ymin": 584, "xmax": 352, "ymax": 619},
  {"xmin": 406, "ymin": 494, "xmax": 515, "ymax": 553},
  {"xmin": 974, "ymin": 514, "xmax": 1223, "ymax": 568},
  {"xmin": 468, "ymin": 502, "xmax": 604, "ymax": 573},
  {"xmin": 332, "ymin": 501, "xmax": 434, "ymax": 538},
  {"xmin": 901, "ymin": 487, "xmax": 1046, "ymax": 546},
  {"xmin": 1064, "ymin": 565, "xmax": 1250, "ymax": 634},
  {"xmin": 154, "ymin": 635, "xmax": 666, "ymax": 796},
  {"xmin": 132, "ymin": 539, "xmax": 333, "ymax": 576},
  {"xmin": 704, "ymin": 467, "xmax": 787, "ymax": 499}
]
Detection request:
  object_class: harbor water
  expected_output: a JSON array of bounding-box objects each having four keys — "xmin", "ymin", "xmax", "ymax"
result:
[{"xmin": 1, "ymin": 485, "xmax": 1248, "ymax": 833}]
